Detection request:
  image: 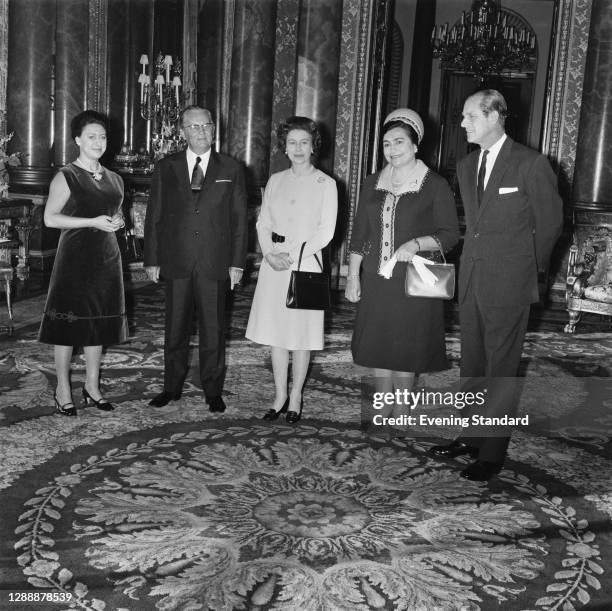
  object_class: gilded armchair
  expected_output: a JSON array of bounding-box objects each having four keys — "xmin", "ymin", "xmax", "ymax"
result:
[{"xmin": 565, "ymin": 227, "xmax": 612, "ymax": 333}]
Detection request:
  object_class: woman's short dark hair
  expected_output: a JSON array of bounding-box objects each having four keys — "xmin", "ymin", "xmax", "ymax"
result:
[
  {"xmin": 71, "ymin": 110, "xmax": 107, "ymax": 140},
  {"xmin": 382, "ymin": 120, "xmax": 419, "ymax": 146},
  {"xmin": 277, "ymin": 116, "xmax": 322, "ymax": 155}
]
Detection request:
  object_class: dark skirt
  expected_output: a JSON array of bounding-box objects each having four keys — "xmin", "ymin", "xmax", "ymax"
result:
[
  {"xmin": 351, "ymin": 271, "xmax": 448, "ymax": 373},
  {"xmin": 38, "ymin": 228, "xmax": 127, "ymax": 347}
]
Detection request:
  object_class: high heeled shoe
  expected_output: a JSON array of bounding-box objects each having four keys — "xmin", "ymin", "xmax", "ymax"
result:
[
  {"xmin": 82, "ymin": 387, "xmax": 114, "ymax": 411},
  {"xmin": 54, "ymin": 392, "xmax": 77, "ymax": 417},
  {"xmin": 285, "ymin": 400, "xmax": 303, "ymax": 424},
  {"xmin": 262, "ymin": 398, "xmax": 289, "ymax": 421}
]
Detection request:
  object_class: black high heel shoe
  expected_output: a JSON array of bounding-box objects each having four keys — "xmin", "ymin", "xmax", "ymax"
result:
[
  {"xmin": 262, "ymin": 398, "xmax": 289, "ymax": 421},
  {"xmin": 286, "ymin": 399, "xmax": 302, "ymax": 424},
  {"xmin": 82, "ymin": 387, "xmax": 114, "ymax": 411},
  {"xmin": 54, "ymin": 392, "xmax": 77, "ymax": 417}
]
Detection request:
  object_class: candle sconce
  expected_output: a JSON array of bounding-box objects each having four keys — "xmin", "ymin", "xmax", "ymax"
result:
[{"xmin": 138, "ymin": 52, "xmax": 186, "ymax": 161}]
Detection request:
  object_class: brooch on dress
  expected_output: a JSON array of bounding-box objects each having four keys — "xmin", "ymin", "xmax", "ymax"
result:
[{"xmin": 92, "ymin": 171, "xmax": 103, "ymax": 181}]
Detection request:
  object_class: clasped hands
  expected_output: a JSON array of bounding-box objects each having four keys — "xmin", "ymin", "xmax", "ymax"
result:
[
  {"xmin": 92, "ymin": 213, "xmax": 125, "ymax": 233},
  {"xmin": 265, "ymin": 251, "xmax": 293, "ymax": 271}
]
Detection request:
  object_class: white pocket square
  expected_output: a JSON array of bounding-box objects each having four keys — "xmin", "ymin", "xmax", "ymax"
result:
[
  {"xmin": 499, "ymin": 187, "xmax": 518, "ymax": 194},
  {"xmin": 215, "ymin": 179, "xmax": 232, "ymax": 183}
]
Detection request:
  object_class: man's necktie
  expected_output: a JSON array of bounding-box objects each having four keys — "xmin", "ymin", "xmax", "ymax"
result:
[
  {"xmin": 191, "ymin": 156, "xmax": 204, "ymax": 191},
  {"xmin": 477, "ymin": 149, "xmax": 488, "ymax": 206}
]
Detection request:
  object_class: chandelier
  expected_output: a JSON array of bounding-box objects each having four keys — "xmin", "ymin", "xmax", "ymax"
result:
[
  {"xmin": 431, "ymin": 0, "xmax": 536, "ymax": 83},
  {"xmin": 138, "ymin": 53, "xmax": 185, "ymax": 159}
]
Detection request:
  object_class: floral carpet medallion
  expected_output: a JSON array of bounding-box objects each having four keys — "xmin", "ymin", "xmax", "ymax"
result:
[
  {"xmin": 2, "ymin": 285, "xmax": 611, "ymax": 609},
  {"xmin": 10, "ymin": 423, "xmax": 607, "ymax": 611}
]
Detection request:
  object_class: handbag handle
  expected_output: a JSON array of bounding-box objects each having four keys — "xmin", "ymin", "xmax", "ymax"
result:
[
  {"xmin": 421, "ymin": 235, "xmax": 447, "ymax": 264},
  {"xmin": 297, "ymin": 242, "xmax": 324, "ymax": 272}
]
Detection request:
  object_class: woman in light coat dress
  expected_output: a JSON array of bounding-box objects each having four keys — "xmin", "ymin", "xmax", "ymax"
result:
[{"xmin": 246, "ymin": 116, "xmax": 338, "ymax": 423}]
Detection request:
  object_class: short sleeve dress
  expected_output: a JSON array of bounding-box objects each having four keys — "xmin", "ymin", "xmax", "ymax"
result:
[
  {"xmin": 349, "ymin": 161, "xmax": 459, "ymax": 372},
  {"xmin": 245, "ymin": 168, "xmax": 338, "ymax": 350},
  {"xmin": 38, "ymin": 163, "xmax": 128, "ymax": 347}
]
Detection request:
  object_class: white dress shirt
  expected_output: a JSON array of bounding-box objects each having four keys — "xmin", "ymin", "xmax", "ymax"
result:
[
  {"xmin": 479, "ymin": 133, "xmax": 507, "ymax": 189},
  {"xmin": 186, "ymin": 147, "xmax": 211, "ymax": 181}
]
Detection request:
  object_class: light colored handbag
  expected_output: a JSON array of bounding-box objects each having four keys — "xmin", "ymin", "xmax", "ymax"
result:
[{"xmin": 405, "ymin": 246, "xmax": 455, "ymax": 300}]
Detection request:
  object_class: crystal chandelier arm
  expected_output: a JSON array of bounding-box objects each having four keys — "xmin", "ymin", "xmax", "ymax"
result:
[{"xmin": 431, "ymin": 0, "xmax": 537, "ymax": 80}]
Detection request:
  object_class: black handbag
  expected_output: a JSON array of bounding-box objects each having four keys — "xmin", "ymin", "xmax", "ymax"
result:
[
  {"xmin": 405, "ymin": 245, "xmax": 455, "ymax": 300},
  {"xmin": 286, "ymin": 242, "xmax": 331, "ymax": 310}
]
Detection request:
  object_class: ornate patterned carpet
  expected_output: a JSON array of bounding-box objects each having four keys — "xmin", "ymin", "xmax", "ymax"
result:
[{"xmin": 0, "ymin": 282, "xmax": 611, "ymax": 610}]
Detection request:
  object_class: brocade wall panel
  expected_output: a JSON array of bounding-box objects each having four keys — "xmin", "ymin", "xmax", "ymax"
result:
[
  {"xmin": 87, "ymin": 0, "xmax": 108, "ymax": 113},
  {"xmin": 0, "ymin": 0, "xmax": 7, "ymax": 130},
  {"xmin": 269, "ymin": 0, "xmax": 299, "ymax": 174},
  {"xmin": 335, "ymin": 0, "xmax": 373, "ymax": 263},
  {"xmin": 543, "ymin": 0, "xmax": 592, "ymax": 195}
]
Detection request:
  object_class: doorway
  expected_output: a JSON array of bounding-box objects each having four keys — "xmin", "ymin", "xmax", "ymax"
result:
[{"xmin": 437, "ymin": 72, "xmax": 535, "ymax": 186}]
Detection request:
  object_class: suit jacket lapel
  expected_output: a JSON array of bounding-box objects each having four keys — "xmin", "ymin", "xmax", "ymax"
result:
[
  {"xmin": 463, "ymin": 152, "xmax": 480, "ymax": 226},
  {"xmin": 477, "ymin": 137, "xmax": 513, "ymax": 220},
  {"xmin": 170, "ymin": 151, "xmax": 192, "ymax": 203},
  {"xmin": 198, "ymin": 151, "xmax": 221, "ymax": 198}
]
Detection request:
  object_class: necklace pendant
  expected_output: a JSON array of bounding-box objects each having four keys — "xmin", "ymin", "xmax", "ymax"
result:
[{"xmin": 92, "ymin": 171, "xmax": 102, "ymax": 181}]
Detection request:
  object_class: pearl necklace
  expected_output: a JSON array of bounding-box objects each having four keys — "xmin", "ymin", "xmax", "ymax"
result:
[{"xmin": 75, "ymin": 158, "xmax": 103, "ymax": 181}]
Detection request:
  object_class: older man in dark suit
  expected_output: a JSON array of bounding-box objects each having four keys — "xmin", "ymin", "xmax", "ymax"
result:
[
  {"xmin": 431, "ymin": 89, "xmax": 563, "ymax": 480},
  {"xmin": 144, "ymin": 105, "xmax": 247, "ymax": 411}
]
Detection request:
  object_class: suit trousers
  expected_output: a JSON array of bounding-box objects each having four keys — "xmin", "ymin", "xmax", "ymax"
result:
[
  {"xmin": 163, "ymin": 267, "xmax": 227, "ymax": 398},
  {"xmin": 458, "ymin": 289, "xmax": 530, "ymax": 462}
]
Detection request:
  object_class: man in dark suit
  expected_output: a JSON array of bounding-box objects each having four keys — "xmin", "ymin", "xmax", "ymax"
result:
[
  {"xmin": 144, "ymin": 105, "xmax": 247, "ymax": 411},
  {"xmin": 431, "ymin": 89, "xmax": 563, "ymax": 480}
]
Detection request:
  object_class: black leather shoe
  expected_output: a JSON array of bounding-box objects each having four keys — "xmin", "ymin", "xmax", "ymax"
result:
[
  {"xmin": 429, "ymin": 440, "xmax": 479, "ymax": 459},
  {"xmin": 149, "ymin": 391, "xmax": 181, "ymax": 407},
  {"xmin": 460, "ymin": 460, "xmax": 502, "ymax": 481},
  {"xmin": 286, "ymin": 400, "xmax": 302, "ymax": 424},
  {"xmin": 54, "ymin": 392, "xmax": 77, "ymax": 417},
  {"xmin": 208, "ymin": 396, "xmax": 226, "ymax": 413},
  {"xmin": 83, "ymin": 387, "xmax": 114, "ymax": 411},
  {"xmin": 263, "ymin": 399, "xmax": 289, "ymax": 421},
  {"xmin": 286, "ymin": 410, "xmax": 301, "ymax": 424}
]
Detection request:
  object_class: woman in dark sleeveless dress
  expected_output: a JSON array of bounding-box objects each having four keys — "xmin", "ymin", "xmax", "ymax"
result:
[{"xmin": 39, "ymin": 110, "xmax": 127, "ymax": 415}]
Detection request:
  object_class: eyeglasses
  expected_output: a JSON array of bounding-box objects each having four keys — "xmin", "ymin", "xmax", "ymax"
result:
[{"xmin": 184, "ymin": 123, "xmax": 215, "ymax": 132}]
